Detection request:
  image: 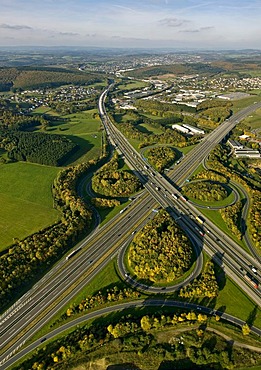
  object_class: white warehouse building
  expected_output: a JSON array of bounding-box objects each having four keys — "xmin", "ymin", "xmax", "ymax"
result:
[
  {"xmin": 172, "ymin": 124, "xmax": 190, "ymax": 134},
  {"xmin": 182, "ymin": 124, "xmax": 205, "ymax": 135}
]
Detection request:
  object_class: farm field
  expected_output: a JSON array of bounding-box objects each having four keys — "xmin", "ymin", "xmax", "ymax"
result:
[
  {"xmin": 0, "ymin": 162, "xmax": 60, "ymax": 251},
  {"xmin": 116, "ymin": 79, "xmax": 149, "ymax": 91},
  {"xmin": 137, "ymin": 122, "xmax": 164, "ymax": 135},
  {"xmin": 0, "ymin": 108, "xmax": 103, "ymax": 250},
  {"xmin": 231, "ymin": 95, "xmax": 261, "ymax": 112},
  {"xmin": 242, "ymin": 107, "xmax": 261, "ymax": 130},
  {"xmin": 34, "ymin": 108, "xmax": 103, "ymax": 165}
]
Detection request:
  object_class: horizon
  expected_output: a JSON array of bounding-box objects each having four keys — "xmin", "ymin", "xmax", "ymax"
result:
[{"xmin": 0, "ymin": 45, "xmax": 261, "ymax": 53}]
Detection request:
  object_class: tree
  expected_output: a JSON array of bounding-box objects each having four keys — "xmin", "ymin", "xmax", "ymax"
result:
[
  {"xmin": 197, "ymin": 314, "xmax": 208, "ymax": 323},
  {"xmin": 242, "ymin": 323, "xmax": 251, "ymax": 336},
  {"xmin": 140, "ymin": 315, "xmax": 152, "ymax": 332}
]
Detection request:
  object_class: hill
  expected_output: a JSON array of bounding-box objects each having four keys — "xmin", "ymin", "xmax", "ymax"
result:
[{"xmin": 0, "ymin": 66, "xmax": 103, "ymax": 91}]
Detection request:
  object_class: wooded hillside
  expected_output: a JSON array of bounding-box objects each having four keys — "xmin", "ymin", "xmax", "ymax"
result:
[{"xmin": 0, "ymin": 67, "xmax": 103, "ymax": 91}]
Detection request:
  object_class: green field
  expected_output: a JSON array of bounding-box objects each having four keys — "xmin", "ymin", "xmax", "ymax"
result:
[
  {"xmin": 44, "ymin": 109, "xmax": 103, "ymax": 165},
  {"xmin": 199, "ymin": 208, "xmax": 247, "ymax": 250},
  {"xmin": 0, "ymin": 108, "xmax": 103, "ymax": 250},
  {"xmin": 0, "ymin": 162, "xmax": 60, "ymax": 250},
  {"xmin": 137, "ymin": 122, "xmax": 164, "ymax": 135},
  {"xmin": 34, "ymin": 107, "xmax": 102, "ymax": 165},
  {"xmin": 215, "ymin": 277, "xmax": 261, "ymax": 328},
  {"xmin": 116, "ymin": 79, "xmax": 149, "ymax": 91},
  {"xmin": 232, "ymin": 95, "xmax": 261, "ymax": 113},
  {"xmin": 242, "ymin": 107, "xmax": 261, "ymax": 130}
]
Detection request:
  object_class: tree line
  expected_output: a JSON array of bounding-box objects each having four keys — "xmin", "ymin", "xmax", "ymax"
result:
[
  {"xmin": 0, "ymin": 161, "xmax": 94, "ymax": 310},
  {"xmin": 48, "ymin": 96, "xmax": 98, "ymax": 115},
  {"xmin": 206, "ymin": 144, "xmax": 258, "ymax": 243},
  {"xmin": 0, "ymin": 136, "xmax": 110, "ymax": 311},
  {"xmin": 134, "ymin": 96, "xmax": 231, "ymax": 130},
  {"xmin": 0, "ymin": 129, "xmax": 78, "ymax": 166},
  {"xmin": 14, "ymin": 307, "xmax": 258, "ymax": 370},
  {"xmin": 62, "ymin": 285, "xmax": 140, "ymax": 322},
  {"xmin": 219, "ymin": 201, "xmax": 243, "ymax": 240},
  {"xmin": 116, "ymin": 121, "xmax": 189, "ymax": 148},
  {"xmin": 0, "ymin": 109, "xmax": 48, "ymax": 131},
  {"xmin": 191, "ymin": 169, "xmax": 228, "ymax": 184}
]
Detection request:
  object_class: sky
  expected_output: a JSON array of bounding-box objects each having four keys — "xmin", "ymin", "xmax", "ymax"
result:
[{"xmin": 0, "ymin": 0, "xmax": 261, "ymax": 49}]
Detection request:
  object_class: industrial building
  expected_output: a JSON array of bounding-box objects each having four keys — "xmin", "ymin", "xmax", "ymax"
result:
[
  {"xmin": 172, "ymin": 124, "xmax": 189, "ymax": 134},
  {"xmin": 182, "ymin": 124, "xmax": 205, "ymax": 135}
]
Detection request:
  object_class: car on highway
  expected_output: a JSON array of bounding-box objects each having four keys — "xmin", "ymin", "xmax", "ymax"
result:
[{"xmin": 250, "ymin": 265, "xmax": 258, "ymax": 274}]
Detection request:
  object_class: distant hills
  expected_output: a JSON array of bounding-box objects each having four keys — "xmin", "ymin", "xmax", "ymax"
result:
[{"xmin": 0, "ymin": 66, "xmax": 103, "ymax": 91}]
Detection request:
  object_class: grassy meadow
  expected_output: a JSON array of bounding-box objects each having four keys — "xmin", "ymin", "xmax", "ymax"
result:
[
  {"xmin": 0, "ymin": 109, "xmax": 103, "ymax": 250},
  {"xmin": 34, "ymin": 108, "xmax": 103, "ymax": 165},
  {"xmin": 231, "ymin": 95, "xmax": 261, "ymax": 113},
  {"xmin": 116, "ymin": 79, "xmax": 149, "ymax": 91},
  {"xmin": 242, "ymin": 107, "xmax": 261, "ymax": 130},
  {"xmin": 0, "ymin": 162, "xmax": 60, "ymax": 250}
]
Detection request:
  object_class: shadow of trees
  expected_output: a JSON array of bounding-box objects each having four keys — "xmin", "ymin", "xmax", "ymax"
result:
[{"xmin": 246, "ymin": 305, "xmax": 258, "ymax": 326}]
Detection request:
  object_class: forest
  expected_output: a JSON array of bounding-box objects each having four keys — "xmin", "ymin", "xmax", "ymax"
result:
[
  {"xmin": 126, "ymin": 62, "xmax": 224, "ymax": 79},
  {"xmin": 146, "ymin": 146, "xmax": 177, "ymax": 172},
  {"xmin": 128, "ymin": 210, "xmax": 193, "ymax": 283},
  {"xmin": 183, "ymin": 181, "xmax": 228, "ymax": 202},
  {"xmin": 0, "ymin": 66, "xmax": 103, "ymax": 91},
  {"xmin": 219, "ymin": 201, "xmax": 243, "ymax": 240},
  {"xmin": 179, "ymin": 261, "xmax": 219, "ymax": 298},
  {"xmin": 0, "ymin": 129, "xmax": 78, "ymax": 166},
  {"xmin": 14, "ymin": 308, "xmax": 260, "ymax": 370},
  {"xmin": 92, "ymin": 151, "xmax": 142, "ymax": 197}
]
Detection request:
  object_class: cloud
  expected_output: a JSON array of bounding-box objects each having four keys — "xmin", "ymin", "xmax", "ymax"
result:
[
  {"xmin": 158, "ymin": 17, "xmax": 190, "ymax": 28},
  {"xmin": 85, "ymin": 33, "xmax": 98, "ymax": 38},
  {"xmin": 112, "ymin": 4, "xmax": 139, "ymax": 14},
  {"xmin": 110, "ymin": 35, "xmax": 150, "ymax": 41},
  {"xmin": 0, "ymin": 23, "xmax": 32, "ymax": 30},
  {"xmin": 58, "ymin": 31, "xmax": 79, "ymax": 36},
  {"xmin": 201, "ymin": 26, "xmax": 214, "ymax": 30},
  {"xmin": 180, "ymin": 26, "xmax": 214, "ymax": 33}
]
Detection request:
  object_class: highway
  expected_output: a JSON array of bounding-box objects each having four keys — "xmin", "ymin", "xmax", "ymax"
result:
[
  {"xmin": 202, "ymin": 156, "xmax": 261, "ymax": 263},
  {"xmin": 0, "ymin": 88, "xmax": 261, "ymax": 368},
  {"xmin": 0, "ymin": 196, "xmax": 154, "ymax": 356},
  {"xmin": 3, "ymin": 298, "xmax": 261, "ymax": 369},
  {"xmin": 99, "ymin": 85, "xmax": 261, "ymax": 300}
]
